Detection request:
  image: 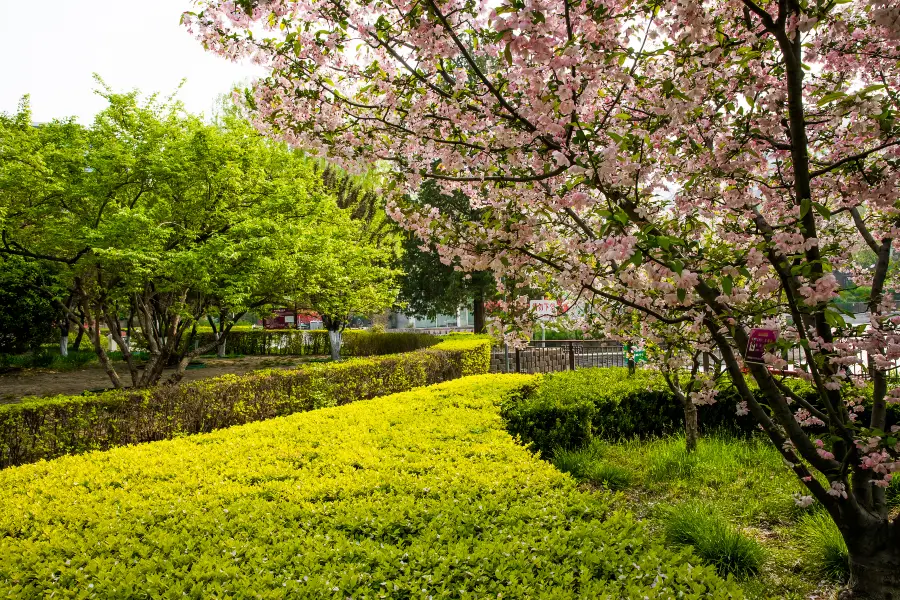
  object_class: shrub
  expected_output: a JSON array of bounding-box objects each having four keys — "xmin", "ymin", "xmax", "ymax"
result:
[
  {"xmin": 500, "ymin": 368, "xmax": 830, "ymax": 455},
  {"xmin": 0, "ymin": 337, "xmax": 491, "ymax": 468},
  {"xmin": 0, "ymin": 375, "xmax": 743, "ymax": 599},
  {"xmin": 183, "ymin": 329, "xmax": 441, "ymax": 357},
  {"xmin": 796, "ymin": 510, "xmax": 850, "ymax": 582},
  {"xmin": 663, "ymin": 502, "xmax": 765, "ymax": 579},
  {"xmin": 0, "ymin": 349, "xmax": 97, "ymax": 372}
]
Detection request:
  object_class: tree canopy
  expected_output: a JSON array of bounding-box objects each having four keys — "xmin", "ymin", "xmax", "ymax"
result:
[
  {"xmin": 186, "ymin": 1, "xmax": 900, "ymax": 594},
  {"xmin": 0, "ymin": 84, "xmax": 397, "ymax": 385}
]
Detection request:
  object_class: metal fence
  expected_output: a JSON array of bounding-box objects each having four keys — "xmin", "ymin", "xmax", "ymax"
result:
[
  {"xmin": 490, "ymin": 340, "xmax": 628, "ymax": 374},
  {"xmin": 491, "ymin": 338, "xmax": 900, "ymax": 377}
]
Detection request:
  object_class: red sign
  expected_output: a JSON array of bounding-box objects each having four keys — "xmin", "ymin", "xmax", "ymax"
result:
[{"xmin": 745, "ymin": 328, "xmax": 779, "ymax": 364}]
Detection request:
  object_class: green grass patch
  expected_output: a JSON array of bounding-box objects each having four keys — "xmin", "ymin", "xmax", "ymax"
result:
[
  {"xmin": 0, "ymin": 375, "xmax": 742, "ymax": 598},
  {"xmin": 537, "ymin": 431, "xmax": 831, "ymax": 599},
  {"xmin": 663, "ymin": 502, "xmax": 766, "ymax": 579},
  {"xmin": 552, "ymin": 441, "xmax": 632, "ymax": 490},
  {"xmin": 796, "ymin": 510, "xmax": 849, "ymax": 583}
]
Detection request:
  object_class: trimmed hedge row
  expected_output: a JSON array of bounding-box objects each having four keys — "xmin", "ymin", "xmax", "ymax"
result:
[
  {"xmin": 501, "ymin": 368, "xmax": 786, "ymax": 456},
  {"xmin": 501, "ymin": 368, "xmax": 900, "ymax": 457},
  {"xmin": 185, "ymin": 329, "xmax": 441, "ymax": 357},
  {"xmin": 0, "ymin": 337, "xmax": 491, "ymax": 468},
  {"xmin": 0, "ymin": 375, "xmax": 742, "ymax": 598}
]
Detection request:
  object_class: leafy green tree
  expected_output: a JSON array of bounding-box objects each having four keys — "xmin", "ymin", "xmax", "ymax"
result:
[
  {"xmin": 0, "ymin": 256, "xmax": 57, "ymax": 354},
  {"xmin": 262, "ymin": 162, "xmax": 402, "ymax": 345},
  {"xmin": 290, "ymin": 203, "xmax": 400, "ymax": 359},
  {"xmin": 0, "ymin": 85, "xmax": 331, "ymax": 387}
]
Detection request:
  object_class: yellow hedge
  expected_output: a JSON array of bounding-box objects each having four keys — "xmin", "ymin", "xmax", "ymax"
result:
[
  {"xmin": 0, "ymin": 375, "xmax": 741, "ymax": 599},
  {"xmin": 0, "ymin": 337, "xmax": 491, "ymax": 468}
]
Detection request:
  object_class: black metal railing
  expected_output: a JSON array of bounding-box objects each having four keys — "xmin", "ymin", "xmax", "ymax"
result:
[{"xmin": 491, "ymin": 340, "xmax": 627, "ymax": 373}]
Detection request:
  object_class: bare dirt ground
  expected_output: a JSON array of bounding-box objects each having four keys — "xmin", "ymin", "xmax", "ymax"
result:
[{"xmin": 0, "ymin": 355, "xmax": 326, "ymax": 403}]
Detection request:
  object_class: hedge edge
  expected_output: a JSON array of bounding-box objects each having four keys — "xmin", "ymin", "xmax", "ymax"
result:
[{"xmin": 0, "ymin": 336, "xmax": 492, "ymax": 469}]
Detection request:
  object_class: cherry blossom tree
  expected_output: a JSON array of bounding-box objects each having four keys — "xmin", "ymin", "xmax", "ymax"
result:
[{"xmin": 185, "ymin": 0, "xmax": 900, "ymax": 594}]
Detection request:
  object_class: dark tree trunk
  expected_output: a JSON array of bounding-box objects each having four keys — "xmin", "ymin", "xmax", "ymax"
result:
[
  {"xmin": 473, "ymin": 293, "xmax": 486, "ymax": 334},
  {"xmin": 72, "ymin": 322, "xmax": 85, "ymax": 351},
  {"xmin": 626, "ymin": 343, "xmax": 636, "ymax": 375},
  {"xmin": 846, "ymin": 531, "xmax": 900, "ymax": 600}
]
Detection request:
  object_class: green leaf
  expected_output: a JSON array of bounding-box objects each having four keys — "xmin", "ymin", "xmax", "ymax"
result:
[
  {"xmin": 824, "ymin": 308, "xmax": 846, "ymax": 329},
  {"xmin": 800, "ymin": 198, "xmax": 811, "ymax": 218},
  {"xmin": 722, "ymin": 275, "xmax": 733, "ymax": 296},
  {"xmin": 817, "ymin": 91, "xmax": 846, "ymax": 105},
  {"xmin": 813, "ymin": 202, "xmax": 831, "ymax": 220},
  {"xmin": 503, "ymin": 43, "xmax": 513, "ymax": 66}
]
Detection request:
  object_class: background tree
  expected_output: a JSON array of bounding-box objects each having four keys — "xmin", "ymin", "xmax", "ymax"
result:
[
  {"xmin": 0, "ymin": 256, "xmax": 58, "ymax": 354},
  {"xmin": 399, "ymin": 181, "xmax": 494, "ymax": 333},
  {"xmin": 289, "ymin": 202, "xmax": 401, "ymax": 359},
  {"xmin": 0, "ymin": 85, "xmax": 331, "ymax": 388}
]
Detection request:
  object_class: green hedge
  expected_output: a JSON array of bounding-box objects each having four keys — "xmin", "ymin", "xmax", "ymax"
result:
[
  {"xmin": 0, "ymin": 375, "xmax": 742, "ymax": 598},
  {"xmin": 183, "ymin": 329, "xmax": 440, "ymax": 357},
  {"xmin": 500, "ymin": 368, "xmax": 820, "ymax": 456},
  {"xmin": 0, "ymin": 337, "xmax": 490, "ymax": 469},
  {"xmin": 63, "ymin": 330, "xmax": 439, "ymax": 357}
]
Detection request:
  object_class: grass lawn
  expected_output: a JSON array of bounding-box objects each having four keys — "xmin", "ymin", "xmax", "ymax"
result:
[{"xmin": 549, "ymin": 431, "xmax": 870, "ymax": 599}]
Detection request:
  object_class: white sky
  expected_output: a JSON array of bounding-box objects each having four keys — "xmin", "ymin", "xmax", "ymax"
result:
[{"xmin": 0, "ymin": 0, "xmax": 264, "ymax": 124}]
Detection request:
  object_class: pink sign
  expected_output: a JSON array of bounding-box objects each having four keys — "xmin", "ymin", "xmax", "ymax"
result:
[{"xmin": 745, "ymin": 328, "xmax": 779, "ymax": 364}]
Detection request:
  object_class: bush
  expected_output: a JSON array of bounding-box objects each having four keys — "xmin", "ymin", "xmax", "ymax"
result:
[
  {"xmin": 663, "ymin": 503, "xmax": 765, "ymax": 579},
  {"xmin": 0, "ymin": 337, "xmax": 491, "ymax": 468},
  {"xmin": 796, "ymin": 510, "xmax": 849, "ymax": 582},
  {"xmin": 0, "ymin": 349, "xmax": 96, "ymax": 372},
  {"xmin": 183, "ymin": 329, "xmax": 441, "ymax": 357},
  {"xmin": 0, "ymin": 257, "xmax": 57, "ymax": 353},
  {"xmin": 500, "ymin": 368, "xmax": 828, "ymax": 456},
  {"xmin": 0, "ymin": 375, "xmax": 743, "ymax": 599}
]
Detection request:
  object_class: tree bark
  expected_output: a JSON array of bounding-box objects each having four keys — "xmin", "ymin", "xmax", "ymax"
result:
[
  {"xmin": 328, "ymin": 329, "xmax": 342, "ymax": 360},
  {"xmin": 683, "ymin": 400, "xmax": 699, "ymax": 453},
  {"xmin": 846, "ymin": 534, "xmax": 900, "ymax": 600},
  {"xmin": 164, "ymin": 336, "xmax": 221, "ymax": 386},
  {"xmin": 72, "ymin": 320, "xmax": 84, "ymax": 351},
  {"xmin": 473, "ymin": 293, "xmax": 486, "ymax": 334},
  {"xmin": 89, "ymin": 323, "xmax": 122, "ymax": 389},
  {"xmin": 217, "ymin": 337, "xmax": 226, "ymax": 358}
]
